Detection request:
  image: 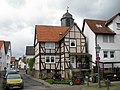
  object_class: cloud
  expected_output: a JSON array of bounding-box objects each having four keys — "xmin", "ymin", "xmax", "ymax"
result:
[{"xmin": 0, "ymin": 0, "xmax": 120, "ymax": 58}]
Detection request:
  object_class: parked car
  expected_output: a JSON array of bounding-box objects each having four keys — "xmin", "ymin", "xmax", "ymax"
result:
[
  {"xmin": 5, "ymin": 69, "xmax": 19, "ymax": 75},
  {"xmin": 2, "ymin": 73, "xmax": 24, "ymax": 90},
  {"xmin": 69, "ymin": 71, "xmax": 84, "ymax": 85}
]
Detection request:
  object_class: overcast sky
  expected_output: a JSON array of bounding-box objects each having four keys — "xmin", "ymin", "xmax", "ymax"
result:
[{"xmin": 0, "ymin": 0, "xmax": 120, "ymax": 58}]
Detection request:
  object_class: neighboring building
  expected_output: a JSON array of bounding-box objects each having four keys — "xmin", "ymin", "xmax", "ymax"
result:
[
  {"xmin": 34, "ymin": 10, "xmax": 91, "ymax": 78},
  {"xmin": 10, "ymin": 57, "xmax": 15, "ymax": 69},
  {"xmin": 25, "ymin": 46, "xmax": 35, "ymax": 69},
  {"xmin": 18, "ymin": 57, "xmax": 26, "ymax": 69},
  {"xmin": 4, "ymin": 41, "xmax": 12, "ymax": 69},
  {"xmin": 0, "ymin": 40, "xmax": 12, "ymax": 71},
  {"xmin": 82, "ymin": 13, "xmax": 120, "ymax": 79},
  {"xmin": 26, "ymin": 46, "xmax": 35, "ymax": 59},
  {"xmin": 0, "ymin": 40, "xmax": 6, "ymax": 71}
]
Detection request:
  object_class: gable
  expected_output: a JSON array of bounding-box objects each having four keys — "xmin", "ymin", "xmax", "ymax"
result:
[
  {"xmin": 83, "ymin": 19, "xmax": 116, "ymax": 35},
  {"xmin": 105, "ymin": 13, "xmax": 120, "ymax": 26},
  {"xmin": 65, "ymin": 23, "xmax": 85, "ymax": 39},
  {"xmin": 0, "ymin": 40, "xmax": 4, "ymax": 50},
  {"xmin": 4, "ymin": 41, "xmax": 10, "ymax": 54}
]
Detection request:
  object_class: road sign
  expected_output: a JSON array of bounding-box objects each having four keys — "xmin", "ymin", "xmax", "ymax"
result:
[{"xmin": 96, "ymin": 56, "xmax": 100, "ymax": 61}]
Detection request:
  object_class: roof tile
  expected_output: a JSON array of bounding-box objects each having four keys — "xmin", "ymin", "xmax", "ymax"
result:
[
  {"xmin": 35, "ymin": 25, "xmax": 68, "ymax": 42},
  {"xmin": 85, "ymin": 19, "xmax": 115, "ymax": 35}
]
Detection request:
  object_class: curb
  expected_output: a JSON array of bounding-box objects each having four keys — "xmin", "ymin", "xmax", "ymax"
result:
[{"xmin": 24, "ymin": 74, "xmax": 52, "ymax": 87}]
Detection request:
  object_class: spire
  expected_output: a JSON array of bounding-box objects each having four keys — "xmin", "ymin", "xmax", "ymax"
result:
[
  {"xmin": 67, "ymin": 6, "xmax": 69, "ymax": 13},
  {"xmin": 60, "ymin": 7, "xmax": 74, "ymax": 27}
]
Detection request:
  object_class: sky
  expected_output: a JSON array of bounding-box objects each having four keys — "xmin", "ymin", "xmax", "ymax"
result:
[{"xmin": 0, "ymin": 0, "xmax": 120, "ymax": 58}]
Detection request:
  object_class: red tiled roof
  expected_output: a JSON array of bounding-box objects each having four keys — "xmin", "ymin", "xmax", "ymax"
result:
[
  {"xmin": 84, "ymin": 19, "xmax": 116, "ymax": 35},
  {"xmin": 0, "ymin": 40, "xmax": 4, "ymax": 50},
  {"xmin": 35, "ymin": 25, "xmax": 68, "ymax": 42},
  {"xmin": 11, "ymin": 57, "xmax": 15, "ymax": 62}
]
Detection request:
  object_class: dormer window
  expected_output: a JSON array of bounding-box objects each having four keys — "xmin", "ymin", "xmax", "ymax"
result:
[
  {"xmin": 70, "ymin": 39, "xmax": 76, "ymax": 47},
  {"xmin": 96, "ymin": 24, "xmax": 102, "ymax": 28}
]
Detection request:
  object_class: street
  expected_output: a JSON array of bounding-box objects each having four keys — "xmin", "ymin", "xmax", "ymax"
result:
[
  {"xmin": 0, "ymin": 72, "xmax": 51, "ymax": 90},
  {"xmin": 0, "ymin": 70, "xmax": 82, "ymax": 90}
]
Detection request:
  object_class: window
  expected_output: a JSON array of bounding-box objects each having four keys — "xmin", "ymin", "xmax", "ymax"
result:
[
  {"xmin": 45, "ymin": 43, "xmax": 55, "ymax": 49},
  {"xmin": 117, "ymin": 23, "xmax": 120, "ymax": 29},
  {"xmin": 51, "ymin": 57, "xmax": 55, "ymax": 63},
  {"xmin": 103, "ymin": 35, "xmax": 114, "ymax": 43},
  {"xmin": 45, "ymin": 56, "xmax": 55, "ymax": 63},
  {"xmin": 103, "ymin": 51, "xmax": 108, "ymax": 58},
  {"xmin": 45, "ymin": 57, "xmax": 50, "ymax": 63},
  {"xmin": 70, "ymin": 39, "xmax": 76, "ymax": 47},
  {"xmin": 109, "ymin": 36, "xmax": 114, "ymax": 43},
  {"xmin": 110, "ymin": 51, "xmax": 115, "ymax": 58},
  {"xmin": 96, "ymin": 24, "xmax": 102, "ymax": 28},
  {"xmin": 103, "ymin": 35, "xmax": 108, "ymax": 43}
]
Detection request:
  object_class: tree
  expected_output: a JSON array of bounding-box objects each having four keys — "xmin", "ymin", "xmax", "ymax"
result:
[{"xmin": 27, "ymin": 58, "xmax": 35, "ymax": 71}]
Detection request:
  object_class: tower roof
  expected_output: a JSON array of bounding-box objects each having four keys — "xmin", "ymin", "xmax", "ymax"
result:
[{"xmin": 62, "ymin": 10, "xmax": 73, "ymax": 18}]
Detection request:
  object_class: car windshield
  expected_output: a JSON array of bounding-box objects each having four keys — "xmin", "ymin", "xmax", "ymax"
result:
[{"xmin": 7, "ymin": 74, "xmax": 21, "ymax": 79}]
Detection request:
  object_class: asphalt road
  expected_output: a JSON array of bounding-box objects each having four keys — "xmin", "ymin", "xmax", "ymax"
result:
[
  {"xmin": 0, "ymin": 70, "xmax": 82, "ymax": 90},
  {"xmin": 0, "ymin": 71, "xmax": 51, "ymax": 90}
]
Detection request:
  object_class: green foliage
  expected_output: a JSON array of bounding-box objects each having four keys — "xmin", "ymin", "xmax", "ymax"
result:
[
  {"xmin": 27, "ymin": 58, "xmax": 35, "ymax": 70},
  {"xmin": 45, "ymin": 78, "xmax": 70, "ymax": 84}
]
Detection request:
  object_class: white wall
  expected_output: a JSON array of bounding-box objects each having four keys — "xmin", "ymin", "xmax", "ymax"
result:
[
  {"xmin": 0, "ymin": 44, "xmax": 6, "ymax": 71},
  {"xmin": 83, "ymin": 22, "xmax": 96, "ymax": 65}
]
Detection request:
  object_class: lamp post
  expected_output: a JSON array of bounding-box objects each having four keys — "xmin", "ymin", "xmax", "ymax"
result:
[{"xmin": 95, "ymin": 44, "xmax": 101, "ymax": 88}]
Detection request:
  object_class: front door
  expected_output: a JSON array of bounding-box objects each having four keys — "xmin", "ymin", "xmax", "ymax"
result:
[{"xmin": 70, "ymin": 56, "xmax": 76, "ymax": 68}]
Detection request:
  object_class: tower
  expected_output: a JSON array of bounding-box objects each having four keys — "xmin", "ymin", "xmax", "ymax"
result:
[{"xmin": 61, "ymin": 9, "xmax": 74, "ymax": 27}]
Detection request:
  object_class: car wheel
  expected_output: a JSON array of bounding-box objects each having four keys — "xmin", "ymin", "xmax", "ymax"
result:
[
  {"xmin": 3, "ymin": 86, "xmax": 8, "ymax": 90},
  {"xmin": 21, "ymin": 85, "xmax": 24, "ymax": 89}
]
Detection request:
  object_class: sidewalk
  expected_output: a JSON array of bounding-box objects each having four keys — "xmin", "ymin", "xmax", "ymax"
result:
[{"xmin": 20, "ymin": 70, "xmax": 120, "ymax": 90}]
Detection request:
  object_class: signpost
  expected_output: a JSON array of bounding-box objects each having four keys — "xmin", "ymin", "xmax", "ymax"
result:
[{"xmin": 95, "ymin": 44, "xmax": 101, "ymax": 88}]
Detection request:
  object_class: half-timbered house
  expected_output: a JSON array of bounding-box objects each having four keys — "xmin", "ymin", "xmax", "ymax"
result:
[{"xmin": 34, "ymin": 10, "xmax": 91, "ymax": 78}]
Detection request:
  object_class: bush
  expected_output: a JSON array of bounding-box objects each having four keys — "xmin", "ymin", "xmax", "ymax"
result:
[{"xmin": 45, "ymin": 78, "xmax": 70, "ymax": 84}]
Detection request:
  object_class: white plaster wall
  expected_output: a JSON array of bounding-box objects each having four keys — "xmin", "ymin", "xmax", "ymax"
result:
[
  {"xmin": 83, "ymin": 22, "xmax": 96, "ymax": 64},
  {"xmin": 0, "ymin": 44, "xmax": 6, "ymax": 71}
]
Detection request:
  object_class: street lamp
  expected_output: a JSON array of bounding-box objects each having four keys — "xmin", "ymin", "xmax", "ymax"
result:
[{"xmin": 95, "ymin": 44, "xmax": 101, "ymax": 88}]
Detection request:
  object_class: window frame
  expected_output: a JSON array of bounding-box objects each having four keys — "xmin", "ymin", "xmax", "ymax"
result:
[
  {"xmin": 45, "ymin": 56, "xmax": 55, "ymax": 63},
  {"xmin": 117, "ymin": 23, "xmax": 120, "ymax": 29},
  {"xmin": 109, "ymin": 35, "xmax": 114, "ymax": 43},
  {"xmin": 45, "ymin": 42, "xmax": 55, "ymax": 49},
  {"xmin": 110, "ymin": 51, "xmax": 115, "ymax": 58},
  {"xmin": 103, "ymin": 35, "xmax": 108, "ymax": 43},
  {"xmin": 70, "ymin": 39, "xmax": 76, "ymax": 47},
  {"xmin": 103, "ymin": 35, "xmax": 114, "ymax": 43},
  {"xmin": 103, "ymin": 51, "xmax": 108, "ymax": 58}
]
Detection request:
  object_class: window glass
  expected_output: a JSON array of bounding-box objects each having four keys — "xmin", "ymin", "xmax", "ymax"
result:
[
  {"xmin": 103, "ymin": 51, "xmax": 108, "ymax": 58},
  {"xmin": 117, "ymin": 23, "xmax": 120, "ymax": 29},
  {"xmin": 110, "ymin": 51, "xmax": 115, "ymax": 58},
  {"xmin": 109, "ymin": 36, "xmax": 114, "ymax": 43},
  {"xmin": 70, "ymin": 39, "xmax": 76, "ymax": 47},
  {"xmin": 51, "ymin": 57, "xmax": 55, "ymax": 63},
  {"xmin": 45, "ymin": 56, "xmax": 55, "ymax": 63},
  {"xmin": 103, "ymin": 35, "xmax": 108, "ymax": 43},
  {"xmin": 46, "ymin": 56, "xmax": 50, "ymax": 63},
  {"xmin": 45, "ymin": 43, "xmax": 55, "ymax": 49},
  {"xmin": 7, "ymin": 74, "xmax": 21, "ymax": 79}
]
